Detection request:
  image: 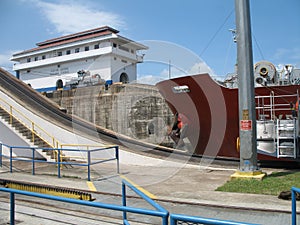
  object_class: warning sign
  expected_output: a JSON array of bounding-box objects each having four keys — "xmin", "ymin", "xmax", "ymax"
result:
[{"xmin": 240, "ymin": 120, "xmax": 252, "ymax": 131}]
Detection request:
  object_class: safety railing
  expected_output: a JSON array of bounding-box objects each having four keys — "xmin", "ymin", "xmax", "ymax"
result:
[
  {"xmin": 170, "ymin": 214, "xmax": 260, "ymax": 225},
  {"xmin": 0, "ymin": 143, "xmax": 119, "ymax": 181},
  {"xmin": 0, "ymin": 179, "xmax": 169, "ymax": 225},
  {"xmin": 255, "ymin": 92, "xmax": 299, "ymax": 120},
  {"xmin": 292, "ymin": 186, "xmax": 300, "ymax": 225},
  {"xmin": 0, "ymin": 96, "xmax": 58, "ymax": 148},
  {"xmin": 122, "ymin": 179, "xmax": 169, "ymax": 225}
]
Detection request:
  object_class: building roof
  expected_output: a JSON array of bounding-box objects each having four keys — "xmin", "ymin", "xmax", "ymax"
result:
[
  {"xmin": 37, "ymin": 26, "xmax": 119, "ymax": 47},
  {"xmin": 12, "ymin": 26, "xmax": 120, "ymax": 57}
]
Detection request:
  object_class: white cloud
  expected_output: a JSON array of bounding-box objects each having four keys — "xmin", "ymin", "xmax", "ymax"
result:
[
  {"xmin": 135, "ymin": 75, "xmax": 165, "ymax": 85},
  {"xmin": 136, "ymin": 62, "xmax": 218, "ymax": 85},
  {"xmin": 0, "ymin": 50, "xmax": 18, "ymax": 74},
  {"xmin": 188, "ymin": 62, "xmax": 214, "ymax": 75},
  {"xmin": 35, "ymin": 0, "xmax": 125, "ymax": 34}
]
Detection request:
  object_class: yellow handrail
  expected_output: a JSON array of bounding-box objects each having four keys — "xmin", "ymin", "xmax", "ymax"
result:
[
  {"xmin": 0, "ymin": 96, "xmax": 112, "ymax": 163},
  {"xmin": 0, "ymin": 96, "xmax": 64, "ymax": 162},
  {"xmin": 60, "ymin": 144, "xmax": 115, "ymax": 150},
  {"xmin": 0, "ymin": 96, "xmax": 59, "ymax": 148}
]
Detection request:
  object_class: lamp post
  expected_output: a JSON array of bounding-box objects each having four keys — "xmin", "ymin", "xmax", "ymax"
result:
[{"xmin": 231, "ymin": 0, "xmax": 265, "ymax": 180}]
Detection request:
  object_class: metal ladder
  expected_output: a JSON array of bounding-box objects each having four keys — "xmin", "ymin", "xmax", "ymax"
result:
[
  {"xmin": 276, "ymin": 119, "xmax": 298, "ymax": 158},
  {"xmin": 256, "ymin": 91, "xmax": 299, "ymax": 158}
]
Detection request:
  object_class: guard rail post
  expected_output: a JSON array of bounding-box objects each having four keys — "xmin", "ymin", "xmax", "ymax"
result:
[
  {"xmin": 122, "ymin": 182, "xmax": 127, "ymax": 221},
  {"xmin": 9, "ymin": 147, "xmax": 13, "ymax": 173},
  {"xmin": 0, "ymin": 142, "xmax": 2, "ymax": 167},
  {"xmin": 10, "ymin": 192, "xmax": 15, "ymax": 225},
  {"xmin": 115, "ymin": 146, "xmax": 119, "ymax": 173},
  {"xmin": 57, "ymin": 148, "xmax": 61, "ymax": 178},
  {"xmin": 87, "ymin": 150, "xmax": 91, "ymax": 181},
  {"xmin": 291, "ymin": 186, "xmax": 300, "ymax": 225},
  {"xmin": 31, "ymin": 147, "xmax": 35, "ymax": 175}
]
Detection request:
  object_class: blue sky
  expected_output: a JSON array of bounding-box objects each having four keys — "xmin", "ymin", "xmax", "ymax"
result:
[{"xmin": 0, "ymin": 0, "xmax": 299, "ymax": 83}]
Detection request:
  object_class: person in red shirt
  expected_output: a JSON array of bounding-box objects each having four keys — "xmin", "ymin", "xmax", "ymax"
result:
[{"xmin": 169, "ymin": 112, "xmax": 189, "ymax": 148}]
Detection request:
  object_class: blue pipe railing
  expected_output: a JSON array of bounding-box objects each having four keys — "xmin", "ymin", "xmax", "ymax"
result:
[
  {"xmin": 0, "ymin": 179, "xmax": 169, "ymax": 225},
  {"xmin": 170, "ymin": 214, "xmax": 260, "ymax": 225},
  {"xmin": 0, "ymin": 143, "xmax": 119, "ymax": 181},
  {"xmin": 292, "ymin": 186, "xmax": 300, "ymax": 225},
  {"xmin": 122, "ymin": 179, "xmax": 169, "ymax": 225}
]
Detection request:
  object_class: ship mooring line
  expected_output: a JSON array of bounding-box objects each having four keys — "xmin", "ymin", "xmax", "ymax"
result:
[{"xmin": 119, "ymin": 174, "xmax": 157, "ymax": 200}]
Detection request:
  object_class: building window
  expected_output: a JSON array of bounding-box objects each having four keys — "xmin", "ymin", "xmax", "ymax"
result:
[
  {"xmin": 75, "ymin": 48, "xmax": 80, "ymax": 53},
  {"xmin": 85, "ymin": 46, "xmax": 89, "ymax": 51},
  {"xmin": 42, "ymin": 55, "xmax": 46, "ymax": 60},
  {"xmin": 121, "ymin": 59, "xmax": 128, "ymax": 63},
  {"xmin": 57, "ymin": 51, "xmax": 62, "ymax": 56},
  {"xmin": 66, "ymin": 50, "xmax": 71, "ymax": 55},
  {"xmin": 34, "ymin": 56, "xmax": 38, "ymax": 61},
  {"xmin": 94, "ymin": 44, "xmax": 99, "ymax": 49},
  {"xmin": 27, "ymin": 58, "xmax": 31, "ymax": 63},
  {"xmin": 119, "ymin": 45, "xmax": 129, "ymax": 52},
  {"xmin": 113, "ymin": 43, "xmax": 117, "ymax": 48}
]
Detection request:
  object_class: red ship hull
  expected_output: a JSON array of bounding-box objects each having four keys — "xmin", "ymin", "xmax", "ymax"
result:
[{"xmin": 156, "ymin": 73, "xmax": 300, "ymax": 161}]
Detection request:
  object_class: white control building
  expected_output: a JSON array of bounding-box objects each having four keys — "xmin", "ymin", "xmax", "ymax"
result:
[{"xmin": 11, "ymin": 26, "xmax": 148, "ymax": 92}]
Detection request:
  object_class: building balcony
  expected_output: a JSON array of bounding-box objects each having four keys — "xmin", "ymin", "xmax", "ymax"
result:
[{"xmin": 13, "ymin": 47, "xmax": 114, "ymax": 71}]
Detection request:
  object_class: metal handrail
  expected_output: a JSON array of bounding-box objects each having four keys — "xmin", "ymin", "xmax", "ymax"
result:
[
  {"xmin": 255, "ymin": 92, "xmax": 299, "ymax": 120},
  {"xmin": 0, "ymin": 96, "xmax": 58, "ymax": 148},
  {"xmin": 0, "ymin": 182, "xmax": 168, "ymax": 225},
  {"xmin": 0, "ymin": 143, "xmax": 119, "ymax": 181},
  {"xmin": 291, "ymin": 186, "xmax": 300, "ymax": 225},
  {"xmin": 122, "ymin": 179, "xmax": 168, "ymax": 225}
]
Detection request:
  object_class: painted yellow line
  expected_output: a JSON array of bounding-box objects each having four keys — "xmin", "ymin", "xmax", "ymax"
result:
[
  {"xmin": 87, "ymin": 181, "xmax": 97, "ymax": 191},
  {"xmin": 119, "ymin": 174, "xmax": 157, "ymax": 199}
]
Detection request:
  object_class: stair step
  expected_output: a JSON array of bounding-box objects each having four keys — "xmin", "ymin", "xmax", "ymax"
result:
[{"xmin": 0, "ymin": 107, "xmax": 68, "ymax": 162}]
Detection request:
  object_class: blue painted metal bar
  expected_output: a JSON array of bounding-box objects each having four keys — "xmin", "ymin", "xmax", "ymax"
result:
[
  {"xmin": 10, "ymin": 147, "xmax": 12, "ymax": 173},
  {"xmin": 122, "ymin": 179, "xmax": 169, "ymax": 225},
  {"xmin": 123, "ymin": 219, "xmax": 130, "ymax": 225},
  {"xmin": 291, "ymin": 186, "xmax": 300, "ymax": 225},
  {"xmin": 0, "ymin": 187, "xmax": 167, "ymax": 224},
  {"xmin": 170, "ymin": 213, "xmax": 261, "ymax": 225},
  {"xmin": 115, "ymin": 146, "xmax": 119, "ymax": 173},
  {"xmin": 87, "ymin": 150, "xmax": 91, "ymax": 181},
  {"xmin": 122, "ymin": 179, "xmax": 168, "ymax": 214},
  {"xmin": 10, "ymin": 193, "xmax": 15, "ymax": 225},
  {"xmin": 57, "ymin": 148, "xmax": 61, "ymax": 178},
  {"xmin": 90, "ymin": 158, "xmax": 116, "ymax": 165},
  {"xmin": 122, "ymin": 182, "xmax": 127, "ymax": 221},
  {"xmin": 31, "ymin": 147, "xmax": 35, "ymax": 175},
  {"xmin": 2, "ymin": 143, "xmax": 119, "ymax": 180}
]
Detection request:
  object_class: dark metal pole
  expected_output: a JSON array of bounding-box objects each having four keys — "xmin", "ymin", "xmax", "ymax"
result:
[
  {"xmin": 235, "ymin": 0, "xmax": 259, "ymax": 173},
  {"xmin": 10, "ymin": 193, "xmax": 15, "ymax": 225}
]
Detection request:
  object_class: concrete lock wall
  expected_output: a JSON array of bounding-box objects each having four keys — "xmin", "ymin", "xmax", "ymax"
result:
[{"xmin": 46, "ymin": 83, "xmax": 174, "ymax": 146}]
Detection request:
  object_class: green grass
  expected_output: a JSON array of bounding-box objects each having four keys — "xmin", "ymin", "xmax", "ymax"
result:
[{"xmin": 216, "ymin": 171, "xmax": 300, "ymax": 196}]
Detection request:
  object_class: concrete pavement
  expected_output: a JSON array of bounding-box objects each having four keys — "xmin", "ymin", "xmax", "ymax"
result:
[{"xmin": 0, "ymin": 154, "xmax": 297, "ymax": 224}]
